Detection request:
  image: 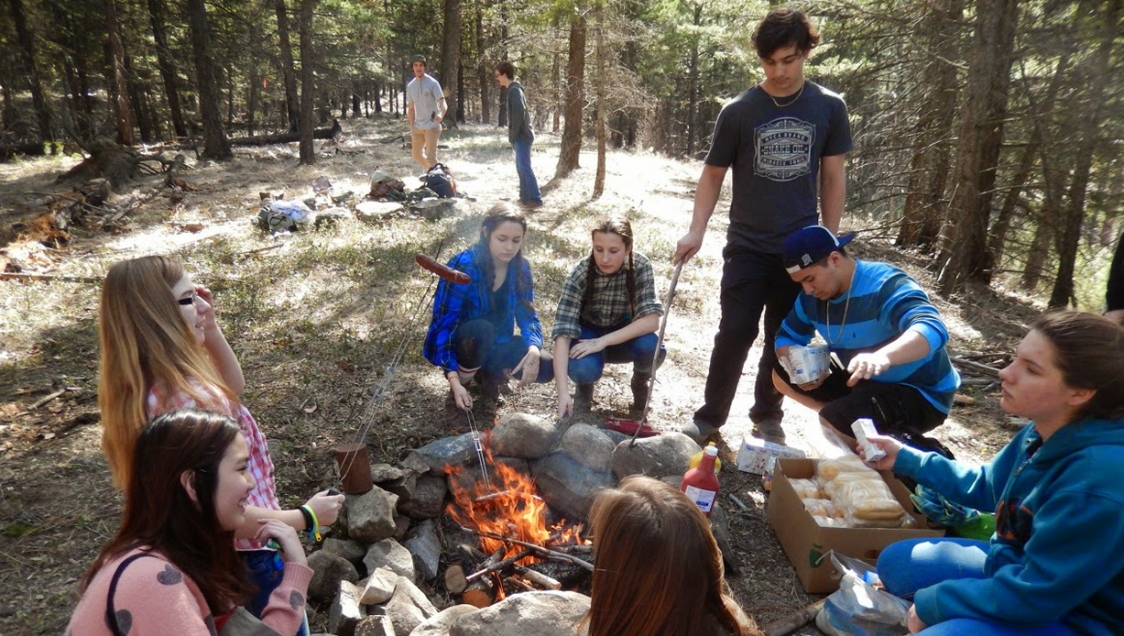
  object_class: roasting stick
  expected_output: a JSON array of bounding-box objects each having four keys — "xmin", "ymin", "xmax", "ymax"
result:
[
  {"xmin": 629, "ymin": 260, "xmax": 684, "ymax": 444},
  {"xmin": 458, "ymin": 525, "xmax": 595, "ymax": 571}
]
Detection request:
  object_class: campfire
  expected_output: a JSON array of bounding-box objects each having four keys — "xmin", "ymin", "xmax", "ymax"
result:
[{"xmin": 443, "ymin": 449, "xmax": 593, "ymax": 606}]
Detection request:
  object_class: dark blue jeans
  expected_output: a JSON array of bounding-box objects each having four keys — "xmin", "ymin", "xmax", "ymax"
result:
[
  {"xmin": 455, "ymin": 318, "xmax": 553, "ymax": 383},
  {"xmin": 877, "ymin": 539, "xmax": 1078, "ymax": 636},
  {"xmin": 513, "ymin": 138, "xmax": 542, "ymax": 205},
  {"xmin": 567, "ymin": 321, "xmax": 666, "ymax": 384},
  {"xmin": 694, "ymin": 247, "xmax": 800, "ymax": 427},
  {"xmin": 242, "ymin": 549, "xmax": 309, "ymax": 636}
]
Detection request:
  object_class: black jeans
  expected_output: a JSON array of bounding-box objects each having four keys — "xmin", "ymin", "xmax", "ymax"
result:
[{"xmin": 693, "ymin": 247, "xmax": 800, "ymax": 428}]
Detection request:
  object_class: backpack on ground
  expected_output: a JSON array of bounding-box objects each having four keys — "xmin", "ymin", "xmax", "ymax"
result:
[{"xmin": 421, "ymin": 163, "xmax": 457, "ymax": 198}]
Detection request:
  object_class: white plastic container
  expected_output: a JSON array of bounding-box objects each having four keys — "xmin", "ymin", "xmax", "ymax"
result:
[{"xmin": 851, "ymin": 418, "xmax": 887, "ymax": 462}]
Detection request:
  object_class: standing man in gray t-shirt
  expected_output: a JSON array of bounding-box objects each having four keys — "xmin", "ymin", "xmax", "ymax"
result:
[
  {"xmin": 676, "ymin": 8, "xmax": 852, "ymax": 445},
  {"xmin": 406, "ymin": 54, "xmax": 447, "ymax": 171}
]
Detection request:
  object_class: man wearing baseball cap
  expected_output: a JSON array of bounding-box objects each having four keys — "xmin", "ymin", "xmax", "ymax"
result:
[{"xmin": 771, "ymin": 225, "xmax": 960, "ymax": 448}]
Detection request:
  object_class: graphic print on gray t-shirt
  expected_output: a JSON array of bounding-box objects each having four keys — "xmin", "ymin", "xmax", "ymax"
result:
[{"xmin": 755, "ymin": 117, "xmax": 817, "ymax": 182}]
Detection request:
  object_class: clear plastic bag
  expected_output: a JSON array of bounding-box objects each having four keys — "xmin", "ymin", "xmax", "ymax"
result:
[{"xmin": 815, "ymin": 552, "xmax": 910, "ymax": 636}]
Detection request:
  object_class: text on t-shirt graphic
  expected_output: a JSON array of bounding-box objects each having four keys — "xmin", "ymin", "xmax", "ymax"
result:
[{"xmin": 755, "ymin": 117, "xmax": 816, "ymax": 182}]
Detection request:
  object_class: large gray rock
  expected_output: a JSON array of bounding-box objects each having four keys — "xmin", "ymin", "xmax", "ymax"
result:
[
  {"xmin": 348, "ymin": 486, "xmax": 400, "ymax": 543},
  {"xmin": 490, "ymin": 413, "xmax": 558, "ymax": 459},
  {"xmin": 364, "ymin": 539, "xmax": 416, "ymax": 581},
  {"xmin": 354, "ymin": 615, "xmax": 395, "ymax": 636},
  {"xmin": 321, "ymin": 537, "xmax": 366, "ymax": 565},
  {"xmin": 449, "ymin": 591, "xmax": 590, "ymax": 636},
  {"xmin": 359, "ymin": 567, "xmax": 398, "ymax": 605},
  {"xmin": 399, "ymin": 475, "xmax": 448, "ymax": 519},
  {"xmin": 328, "ymin": 580, "xmax": 366, "ymax": 636},
  {"xmin": 410, "ymin": 605, "xmax": 479, "ymax": 636},
  {"xmin": 383, "ymin": 471, "xmax": 418, "ymax": 501},
  {"xmin": 560, "ymin": 424, "xmax": 615, "ymax": 472},
  {"xmin": 384, "ymin": 575, "xmax": 438, "ymax": 636},
  {"xmin": 531, "ymin": 451, "xmax": 614, "ymax": 521},
  {"xmin": 308, "ymin": 550, "xmax": 360, "ymax": 601},
  {"xmin": 610, "ymin": 433, "xmax": 699, "ymax": 480},
  {"xmin": 404, "ymin": 519, "xmax": 442, "ymax": 581},
  {"xmin": 413, "ymin": 434, "xmax": 480, "ymax": 475},
  {"xmin": 370, "ymin": 462, "xmax": 406, "ymax": 484}
]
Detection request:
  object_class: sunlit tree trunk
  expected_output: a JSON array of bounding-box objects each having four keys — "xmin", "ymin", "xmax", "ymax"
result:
[
  {"xmin": 9, "ymin": 0, "xmax": 53, "ymax": 141},
  {"xmin": 188, "ymin": 0, "xmax": 232, "ymax": 159},
  {"xmin": 298, "ymin": 0, "xmax": 316, "ymax": 164},
  {"xmin": 275, "ymin": 0, "xmax": 301, "ymax": 133},
  {"xmin": 147, "ymin": 0, "xmax": 187, "ymax": 137},
  {"xmin": 441, "ymin": 0, "xmax": 461, "ymax": 128},
  {"xmin": 556, "ymin": 10, "xmax": 586, "ymax": 179},
  {"xmin": 593, "ymin": 3, "xmax": 606, "ymax": 198},
  {"xmin": 105, "ymin": 0, "xmax": 134, "ymax": 145}
]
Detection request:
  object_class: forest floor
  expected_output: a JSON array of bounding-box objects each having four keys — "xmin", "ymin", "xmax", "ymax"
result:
[{"xmin": 0, "ymin": 116, "xmax": 1046, "ymax": 635}]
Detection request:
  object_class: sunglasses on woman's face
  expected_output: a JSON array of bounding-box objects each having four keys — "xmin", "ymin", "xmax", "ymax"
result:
[{"xmin": 177, "ymin": 294, "xmax": 197, "ymax": 306}]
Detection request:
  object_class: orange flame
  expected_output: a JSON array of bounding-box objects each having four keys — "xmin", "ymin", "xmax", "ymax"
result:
[{"xmin": 445, "ymin": 444, "xmax": 588, "ymax": 561}]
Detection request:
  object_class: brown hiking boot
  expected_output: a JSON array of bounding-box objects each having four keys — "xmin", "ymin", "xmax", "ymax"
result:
[
  {"xmin": 629, "ymin": 372, "xmax": 652, "ymax": 416},
  {"xmin": 752, "ymin": 415, "xmax": 786, "ymax": 445}
]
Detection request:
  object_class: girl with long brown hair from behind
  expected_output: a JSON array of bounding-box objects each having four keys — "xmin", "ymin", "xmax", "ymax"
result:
[{"xmin": 585, "ymin": 475, "xmax": 762, "ymax": 636}]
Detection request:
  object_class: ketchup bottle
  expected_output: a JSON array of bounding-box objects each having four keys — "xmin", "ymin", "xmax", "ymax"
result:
[{"xmin": 681, "ymin": 445, "xmax": 720, "ymax": 516}]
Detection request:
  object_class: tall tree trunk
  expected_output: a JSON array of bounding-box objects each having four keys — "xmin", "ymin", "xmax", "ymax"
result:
[
  {"xmin": 147, "ymin": 0, "xmax": 187, "ymax": 137},
  {"xmin": 275, "ymin": 0, "xmax": 301, "ymax": 133},
  {"xmin": 440, "ymin": 0, "xmax": 461, "ymax": 129},
  {"xmin": 8, "ymin": 0, "xmax": 52, "ymax": 141},
  {"xmin": 555, "ymin": 10, "xmax": 586, "ymax": 179},
  {"xmin": 592, "ymin": 4, "xmax": 606, "ymax": 198},
  {"xmin": 685, "ymin": 3, "xmax": 702, "ymax": 157},
  {"xmin": 187, "ymin": 0, "xmax": 232, "ymax": 159},
  {"xmin": 457, "ymin": 60, "xmax": 466, "ymax": 123},
  {"xmin": 1048, "ymin": 0, "xmax": 1121, "ymax": 308},
  {"xmin": 248, "ymin": 21, "xmax": 262, "ymax": 137},
  {"xmin": 125, "ymin": 55, "xmax": 155, "ymax": 143},
  {"xmin": 936, "ymin": 0, "xmax": 1019, "ymax": 296},
  {"xmin": 105, "ymin": 0, "xmax": 135, "ymax": 146},
  {"xmin": 475, "ymin": 7, "xmax": 490, "ymax": 125},
  {"xmin": 987, "ymin": 55, "xmax": 1069, "ymax": 273},
  {"xmin": 897, "ymin": 0, "xmax": 964, "ymax": 250},
  {"xmin": 298, "ymin": 0, "xmax": 316, "ymax": 164}
]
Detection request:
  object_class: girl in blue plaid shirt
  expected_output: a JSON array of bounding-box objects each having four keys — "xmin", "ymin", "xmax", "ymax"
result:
[
  {"xmin": 553, "ymin": 218, "xmax": 665, "ymax": 418},
  {"xmin": 423, "ymin": 204, "xmax": 554, "ymax": 426}
]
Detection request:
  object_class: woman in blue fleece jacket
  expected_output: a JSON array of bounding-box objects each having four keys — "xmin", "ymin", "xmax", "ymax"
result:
[{"xmin": 864, "ymin": 311, "xmax": 1124, "ymax": 636}]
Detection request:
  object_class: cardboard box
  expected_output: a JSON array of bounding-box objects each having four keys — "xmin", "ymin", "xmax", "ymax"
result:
[
  {"xmin": 767, "ymin": 458, "xmax": 945, "ymax": 593},
  {"xmin": 736, "ymin": 435, "xmax": 806, "ymax": 475}
]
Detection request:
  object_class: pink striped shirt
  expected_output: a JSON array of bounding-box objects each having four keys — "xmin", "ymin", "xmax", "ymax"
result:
[{"xmin": 147, "ymin": 379, "xmax": 279, "ymax": 550}]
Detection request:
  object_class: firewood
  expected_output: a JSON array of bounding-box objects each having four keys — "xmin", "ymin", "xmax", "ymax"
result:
[
  {"xmin": 444, "ymin": 564, "xmax": 468, "ymax": 595},
  {"xmin": 466, "ymin": 549, "xmax": 533, "ymax": 582},
  {"xmin": 462, "ymin": 575, "xmax": 495, "ymax": 608},
  {"xmin": 457, "ymin": 525, "xmax": 594, "ymax": 571},
  {"xmin": 760, "ymin": 598, "xmax": 825, "ymax": 636},
  {"xmin": 513, "ymin": 565, "xmax": 561, "ymax": 590},
  {"xmin": 503, "ymin": 576, "xmax": 536, "ymax": 593}
]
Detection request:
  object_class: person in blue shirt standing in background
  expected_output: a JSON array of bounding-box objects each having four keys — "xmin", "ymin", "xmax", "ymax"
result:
[{"xmin": 494, "ymin": 61, "xmax": 543, "ymax": 211}]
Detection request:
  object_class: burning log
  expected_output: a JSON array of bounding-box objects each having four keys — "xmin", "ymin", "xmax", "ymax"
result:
[
  {"xmin": 504, "ymin": 576, "xmax": 536, "ymax": 593},
  {"xmin": 466, "ymin": 549, "xmax": 534, "ymax": 582},
  {"xmin": 458, "ymin": 525, "xmax": 594, "ymax": 572},
  {"xmin": 444, "ymin": 565, "xmax": 468, "ymax": 595},
  {"xmin": 461, "ymin": 546, "xmax": 504, "ymax": 608},
  {"xmin": 514, "ymin": 565, "xmax": 561, "ymax": 590}
]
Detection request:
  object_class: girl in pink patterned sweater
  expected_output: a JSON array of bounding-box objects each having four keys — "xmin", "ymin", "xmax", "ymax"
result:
[
  {"xmin": 97, "ymin": 256, "xmax": 342, "ymax": 631},
  {"xmin": 68, "ymin": 409, "xmax": 312, "ymax": 636}
]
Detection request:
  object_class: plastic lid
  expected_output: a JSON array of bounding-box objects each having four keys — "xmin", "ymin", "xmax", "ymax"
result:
[{"xmin": 704, "ymin": 445, "xmax": 718, "ymax": 456}]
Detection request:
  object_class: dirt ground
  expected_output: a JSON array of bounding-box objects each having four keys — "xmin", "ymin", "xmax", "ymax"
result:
[{"xmin": 0, "ymin": 117, "xmax": 1040, "ymax": 634}]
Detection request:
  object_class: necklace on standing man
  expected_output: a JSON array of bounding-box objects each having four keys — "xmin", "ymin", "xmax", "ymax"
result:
[{"xmin": 767, "ymin": 80, "xmax": 806, "ymax": 108}]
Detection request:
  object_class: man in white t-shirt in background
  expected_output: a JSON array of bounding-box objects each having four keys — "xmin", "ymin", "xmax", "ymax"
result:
[{"xmin": 406, "ymin": 54, "xmax": 447, "ymax": 171}]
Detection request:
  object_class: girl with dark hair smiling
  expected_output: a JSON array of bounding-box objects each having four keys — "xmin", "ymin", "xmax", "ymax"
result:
[{"xmin": 68, "ymin": 409, "xmax": 311, "ymax": 636}]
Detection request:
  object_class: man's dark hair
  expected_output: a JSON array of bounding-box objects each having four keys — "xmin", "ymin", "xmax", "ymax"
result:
[
  {"xmin": 753, "ymin": 8, "xmax": 820, "ymax": 59},
  {"xmin": 495, "ymin": 61, "xmax": 516, "ymax": 81},
  {"xmin": 411, "ymin": 54, "xmax": 427, "ymax": 67}
]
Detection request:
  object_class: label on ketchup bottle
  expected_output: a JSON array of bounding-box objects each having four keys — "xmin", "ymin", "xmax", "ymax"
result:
[{"xmin": 684, "ymin": 485, "xmax": 717, "ymax": 514}]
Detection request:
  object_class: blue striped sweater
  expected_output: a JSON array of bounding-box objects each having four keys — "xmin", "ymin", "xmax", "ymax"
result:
[{"xmin": 775, "ymin": 260, "xmax": 960, "ymax": 413}]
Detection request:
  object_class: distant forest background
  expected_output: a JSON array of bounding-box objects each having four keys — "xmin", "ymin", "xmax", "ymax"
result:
[{"xmin": 2, "ymin": 0, "xmax": 1121, "ymax": 309}]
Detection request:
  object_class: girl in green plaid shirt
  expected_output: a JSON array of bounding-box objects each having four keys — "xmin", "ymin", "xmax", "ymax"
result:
[{"xmin": 552, "ymin": 218, "xmax": 665, "ymax": 418}]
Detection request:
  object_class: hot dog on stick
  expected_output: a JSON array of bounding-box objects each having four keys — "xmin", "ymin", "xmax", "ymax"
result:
[{"xmin": 415, "ymin": 253, "xmax": 471, "ymax": 285}]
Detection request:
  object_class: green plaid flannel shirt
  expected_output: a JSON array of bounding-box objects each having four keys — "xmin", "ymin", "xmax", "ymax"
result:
[{"xmin": 552, "ymin": 252, "xmax": 662, "ymax": 340}]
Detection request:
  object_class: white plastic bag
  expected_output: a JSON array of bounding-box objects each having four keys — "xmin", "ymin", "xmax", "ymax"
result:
[{"xmin": 815, "ymin": 552, "xmax": 910, "ymax": 636}]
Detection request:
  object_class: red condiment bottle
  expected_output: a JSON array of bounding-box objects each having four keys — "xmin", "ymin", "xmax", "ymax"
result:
[{"xmin": 681, "ymin": 445, "xmax": 720, "ymax": 516}]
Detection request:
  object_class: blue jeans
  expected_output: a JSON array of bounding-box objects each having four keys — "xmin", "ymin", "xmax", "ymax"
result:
[
  {"xmin": 513, "ymin": 138, "xmax": 541, "ymax": 204},
  {"xmin": 455, "ymin": 319, "xmax": 554, "ymax": 383},
  {"xmin": 242, "ymin": 549, "xmax": 310, "ymax": 636},
  {"xmin": 877, "ymin": 539, "xmax": 1078, "ymax": 636},
  {"xmin": 567, "ymin": 322, "xmax": 665, "ymax": 384}
]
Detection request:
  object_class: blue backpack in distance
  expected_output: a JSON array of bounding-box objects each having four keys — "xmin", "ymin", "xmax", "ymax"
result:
[{"xmin": 421, "ymin": 163, "xmax": 457, "ymax": 198}]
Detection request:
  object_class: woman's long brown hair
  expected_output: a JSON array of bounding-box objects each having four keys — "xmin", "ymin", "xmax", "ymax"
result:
[
  {"xmin": 82, "ymin": 409, "xmax": 253, "ymax": 612},
  {"xmin": 98, "ymin": 256, "xmax": 235, "ymax": 489},
  {"xmin": 584, "ymin": 475, "xmax": 762, "ymax": 636}
]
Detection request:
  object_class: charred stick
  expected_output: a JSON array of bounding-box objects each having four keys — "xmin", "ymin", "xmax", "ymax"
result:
[
  {"xmin": 473, "ymin": 490, "xmax": 544, "ymax": 505},
  {"xmin": 514, "ymin": 565, "xmax": 561, "ymax": 590},
  {"xmin": 458, "ymin": 525, "xmax": 595, "ymax": 571},
  {"xmin": 466, "ymin": 549, "xmax": 534, "ymax": 581},
  {"xmin": 504, "ymin": 576, "xmax": 536, "ymax": 593}
]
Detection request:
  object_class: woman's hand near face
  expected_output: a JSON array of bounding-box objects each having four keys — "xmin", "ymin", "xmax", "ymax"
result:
[
  {"xmin": 256, "ymin": 519, "xmax": 307, "ymax": 566},
  {"xmin": 194, "ymin": 285, "xmax": 219, "ymax": 331},
  {"xmin": 512, "ymin": 346, "xmax": 540, "ymax": 388}
]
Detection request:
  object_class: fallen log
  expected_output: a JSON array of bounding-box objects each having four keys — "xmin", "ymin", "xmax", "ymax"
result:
[
  {"xmin": 229, "ymin": 119, "xmax": 342, "ymax": 146},
  {"xmin": 0, "ymin": 142, "xmax": 48, "ymax": 161},
  {"xmin": 950, "ymin": 356, "xmax": 1001, "ymax": 377},
  {"xmin": 761, "ymin": 598, "xmax": 826, "ymax": 636}
]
